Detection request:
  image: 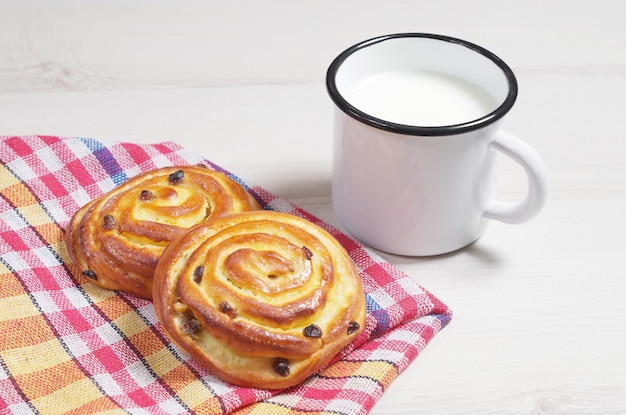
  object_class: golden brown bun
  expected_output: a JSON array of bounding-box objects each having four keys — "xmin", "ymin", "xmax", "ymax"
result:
[
  {"xmin": 153, "ymin": 210, "xmax": 366, "ymax": 389},
  {"xmin": 65, "ymin": 166, "xmax": 261, "ymax": 299}
]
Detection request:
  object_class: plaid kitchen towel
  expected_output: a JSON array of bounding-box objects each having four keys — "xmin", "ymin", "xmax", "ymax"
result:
[{"xmin": 0, "ymin": 135, "xmax": 452, "ymax": 415}]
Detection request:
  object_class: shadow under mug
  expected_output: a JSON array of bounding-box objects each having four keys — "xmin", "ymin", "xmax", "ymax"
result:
[{"xmin": 326, "ymin": 33, "xmax": 547, "ymax": 256}]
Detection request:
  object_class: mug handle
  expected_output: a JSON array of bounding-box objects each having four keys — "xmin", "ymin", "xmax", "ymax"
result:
[{"xmin": 483, "ymin": 130, "xmax": 548, "ymax": 224}]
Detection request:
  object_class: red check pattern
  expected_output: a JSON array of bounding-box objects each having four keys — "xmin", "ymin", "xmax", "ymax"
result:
[{"xmin": 0, "ymin": 135, "xmax": 452, "ymax": 415}]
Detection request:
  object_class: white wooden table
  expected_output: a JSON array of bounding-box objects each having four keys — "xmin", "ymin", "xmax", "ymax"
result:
[{"xmin": 2, "ymin": 1, "xmax": 625, "ymax": 413}]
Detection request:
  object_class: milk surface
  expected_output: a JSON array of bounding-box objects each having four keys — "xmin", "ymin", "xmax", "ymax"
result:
[{"xmin": 344, "ymin": 69, "xmax": 498, "ymax": 127}]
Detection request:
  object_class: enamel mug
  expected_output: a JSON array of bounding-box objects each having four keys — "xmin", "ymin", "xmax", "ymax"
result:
[{"xmin": 326, "ymin": 33, "xmax": 547, "ymax": 256}]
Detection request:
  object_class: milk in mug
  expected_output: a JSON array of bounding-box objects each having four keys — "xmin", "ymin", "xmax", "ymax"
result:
[{"xmin": 343, "ymin": 69, "xmax": 498, "ymax": 127}]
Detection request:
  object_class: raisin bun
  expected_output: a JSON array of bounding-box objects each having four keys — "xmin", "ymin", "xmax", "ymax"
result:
[
  {"xmin": 153, "ymin": 210, "xmax": 366, "ymax": 389},
  {"xmin": 65, "ymin": 166, "xmax": 261, "ymax": 299}
]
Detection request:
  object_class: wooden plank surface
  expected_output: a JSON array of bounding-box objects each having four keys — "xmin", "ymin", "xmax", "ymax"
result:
[{"xmin": 1, "ymin": 1, "xmax": 625, "ymax": 413}]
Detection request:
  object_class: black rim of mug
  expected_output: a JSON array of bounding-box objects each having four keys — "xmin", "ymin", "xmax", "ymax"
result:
[{"xmin": 325, "ymin": 33, "xmax": 518, "ymax": 137}]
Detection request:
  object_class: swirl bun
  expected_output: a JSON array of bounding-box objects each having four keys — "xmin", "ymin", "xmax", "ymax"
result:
[
  {"xmin": 153, "ymin": 210, "xmax": 366, "ymax": 389},
  {"xmin": 65, "ymin": 166, "xmax": 261, "ymax": 299}
]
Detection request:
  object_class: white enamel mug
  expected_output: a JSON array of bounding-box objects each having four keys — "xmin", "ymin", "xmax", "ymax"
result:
[{"xmin": 326, "ymin": 33, "xmax": 547, "ymax": 256}]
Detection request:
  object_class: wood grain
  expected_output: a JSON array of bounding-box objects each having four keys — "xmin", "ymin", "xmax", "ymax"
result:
[{"xmin": 1, "ymin": 0, "xmax": 625, "ymax": 413}]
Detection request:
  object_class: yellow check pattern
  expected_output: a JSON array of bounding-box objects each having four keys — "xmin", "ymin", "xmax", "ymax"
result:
[
  {"xmin": 0, "ymin": 136, "xmax": 451, "ymax": 415},
  {"xmin": 0, "ymin": 163, "xmax": 228, "ymax": 414}
]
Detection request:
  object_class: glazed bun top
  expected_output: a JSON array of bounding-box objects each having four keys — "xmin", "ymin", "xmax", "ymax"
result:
[
  {"xmin": 65, "ymin": 165, "xmax": 261, "ymax": 299},
  {"xmin": 152, "ymin": 210, "xmax": 366, "ymax": 389}
]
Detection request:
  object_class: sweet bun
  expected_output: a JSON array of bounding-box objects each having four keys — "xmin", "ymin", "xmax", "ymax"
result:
[
  {"xmin": 65, "ymin": 165, "xmax": 261, "ymax": 299},
  {"xmin": 153, "ymin": 210, "xmax": 366, "ymax": 389}
]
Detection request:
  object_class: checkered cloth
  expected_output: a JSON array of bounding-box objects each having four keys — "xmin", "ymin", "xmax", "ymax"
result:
[{"xmin": 0, "ymin": 135, "xmax": 452, "ymax": 415}]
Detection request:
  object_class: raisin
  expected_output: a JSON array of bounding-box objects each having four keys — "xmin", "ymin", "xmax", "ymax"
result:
[
  {"xmin": 82, "ymin": 269, "xmax": 97, "ymax": 280},
  {"xmin": 302, "ymin": 246, "xmax": 313, "ymax": 260},
  {"xmin": 219, "ymin": 301, "xmax": 237, "ymax": 318},
  {"xmin": 347, "ymin": 321, "xmax": 360, "ymax": 335},
  {"xmin": 303, "ymin": 324, "xmax": 322, "ymax": 338},
  {"xmin": 180, "ymin": 318, "xmax": 200, "ymax": 335},
  {"xmin": 102, "ymin": 214, "xmax": 117, "ymax": 230},
  {"xmin": 193, "ymin": 266, "xmax": 204, "ymax": 284},
  {"xmin": 140, "ymin": 190, "xmax": 154, "ymax": 201},
  {"xmin": 168, "ymin": 169, "xmax": 185, "ymax": 184},
  {"xmin": 273, "ymin": 358, "xmax": 290, "ymax": 377}
]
